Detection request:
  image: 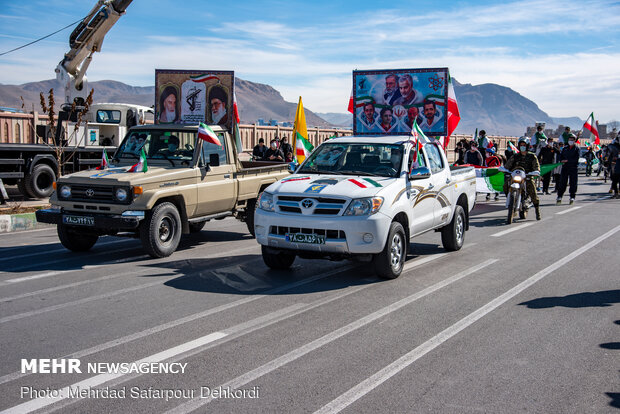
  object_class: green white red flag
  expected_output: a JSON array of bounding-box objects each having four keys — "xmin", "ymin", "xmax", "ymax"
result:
[
  {"xmin": 583, "ymin": 112, "xmax": 600, "ymax": 145},
  {"xmin": 96, "ymin": 148, "xmax": 109, "ymax": 170},
  {"xmin": 410, "ymin": 119, "xmax": 430, "ymax": 166},
  {"xmin": 508, "ymin": 141, "xmax": 518, "ymax": 153},
  {"xmin": 445, "ymin": 74, "xmax": 460, "ymax": 148},
  {"xmin": 127, "ymin": 148, "xmax": 148, "ymax": 173},
  {"xmin": 198, "ymin": 122, "xmax": 222, "ymax": 146}
]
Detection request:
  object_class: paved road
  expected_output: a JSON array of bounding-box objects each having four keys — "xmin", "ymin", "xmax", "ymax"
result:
[{"xmin": 0, "ymin": 176, "xmax": 618, "ymax": 413}]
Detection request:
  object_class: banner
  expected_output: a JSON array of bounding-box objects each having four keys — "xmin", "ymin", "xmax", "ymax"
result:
[
  {"xmin": 352, "ymin": 68, "xmax": 449, "ymax": 137},
  {"xmin": 155, "ymin": 70, "xmax": 234, "ymax": 129}
]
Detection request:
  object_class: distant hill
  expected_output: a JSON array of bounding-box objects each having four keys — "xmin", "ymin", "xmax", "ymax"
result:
[
  {"xmin": 0, "ymin": 77, "xmax": 585, "ymax": 135},
  {"xmin": 0, "ymin": 78, "xmax": 331, "ymax": 127}
]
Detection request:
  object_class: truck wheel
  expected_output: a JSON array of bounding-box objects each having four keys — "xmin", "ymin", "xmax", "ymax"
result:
[
  {"xmin": 188, "ymin": 221, "xmax": 206, "ymax": 233},
  {"xmin": 25, "ymin": 164, "xmax": 56, "ymax": 198},
  {"xmin": 57, "ymin": 224, "xmax": 98, "ymax": 252},
  {"xmin": 261, "ymin": 246, "xmax": 295, "ymax": 269},
  {"xmin": 441, "ymin": 205, "xmax": 465, "ymax": 252},
  {"xmin": 372, "ymin": 221, "xmax": 406, "ymax": 279},
  {"xmin": 140, "ymin": 202, "xmax": 182, "ymax": 258},
  {"xmin": 245, "ymin": 199, "xmax": 257, "ymax": 237}
]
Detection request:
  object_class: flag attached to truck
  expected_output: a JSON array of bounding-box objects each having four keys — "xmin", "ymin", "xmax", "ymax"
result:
[{"xmin": 198, "ymin": 123, "xmax": 222, "ymax": 146}]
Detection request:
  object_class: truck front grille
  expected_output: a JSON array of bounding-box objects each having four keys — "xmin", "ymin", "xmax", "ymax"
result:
[
  {"xmin": 275, "ymin": 196, "xmax": 347, "ymax": 215},
  {"xmin": 60, "ymin": 184, "xmax": 131, "ymax": 204}
]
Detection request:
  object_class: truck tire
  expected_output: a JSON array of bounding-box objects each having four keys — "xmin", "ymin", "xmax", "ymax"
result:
[
  {"xmin": 140, "ymin": 202, "xmax": 182, "ymax": 258},
  {"xmin": 188, "ymin": 221, "xmax": 206, "ymax": 233},
  {"xmin": 261, "ymin": 246, "xmax": 295, "ymax": 269},
  {"xmin": 245, "ymin": 199, "xmax": 257, "ymax": 237},
  {"xmin": 441, "ymin": 205, "xmax": 465, "ymax": 252},
  {"xmin": 57, "ymin": 224, "xmax": 98, "ymax": 252},
  {"xmin": 372, "ymin": 221, "xmax": 406, "ymax": 279},
  {"xmin": 25, "ymin": 164, "xmax": 56, "ymax": 198}
]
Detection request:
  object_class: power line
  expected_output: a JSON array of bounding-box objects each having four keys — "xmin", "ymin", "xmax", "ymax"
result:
[{"xmin": 0, "ymin": 18, "xmax": 82, "ymax": 57}]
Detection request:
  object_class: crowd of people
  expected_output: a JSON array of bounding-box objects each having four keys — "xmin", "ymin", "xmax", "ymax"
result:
[
  {"xmin": 252, "ymin": 135, "xmax": 294, "ymax": 162},
  {"xmin": 453, "ymin": 128, "xmax": 620, "ymax": 211}
]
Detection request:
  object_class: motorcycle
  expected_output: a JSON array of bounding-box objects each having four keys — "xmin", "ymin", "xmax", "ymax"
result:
[{"xmin": 500, "ymin": 167, "xmax": 540, "ymax": 224}]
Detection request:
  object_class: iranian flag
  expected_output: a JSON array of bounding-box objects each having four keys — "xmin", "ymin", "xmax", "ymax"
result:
[
  {"xmin": 127, "ymin": 148, "xmax": 148, "ymax": 173},
  {"xmin": 410, "ymin": 119, "xmax": 430, "ymax": 167},
  {"xmin": 475, "ymin": 167, "xmax": 504, "ymax": 193},
  {"xmin": 347, "ymin": 88, "xmax": 354, "ymax": 114},
  {"xmin": 198, "ymin": 122, "xmax": 222, "ymax": 146},
  {"xmin": 190, "ymin": 74, "xmax": 220, "ymax": 83},
  {"xmin": 508, "ymin": 141, "xmax": 518, "ymax": 153},
  {"xmin": 472, "ymin": 128, "xmax": 478, "ymax": 144},
  {"xmin": 232, "ymin": 91, "xmax": 243, "ymax": 152},
  {"xmin": 293, "ymin": 97, "xmax": 313, "ymax": 163},
  {"xmin": 583, "ymin": 112, "xmax": 600, "ymax": 145},
  {"xmin": 445, "ymin": 74, "xmax": 460, "ymax": 148},
  {"xmin": 96, "ymin": 148, "xmax": 110, "ymax": 170}
]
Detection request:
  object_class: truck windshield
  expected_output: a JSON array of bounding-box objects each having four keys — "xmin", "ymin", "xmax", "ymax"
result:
[
  {"xmin": 298, "ymin": 143, "xmax": 403, "ymax": 178},
  {"xmin": 116, "ymin": 130, "xmax": 195, "ymax": 164}
]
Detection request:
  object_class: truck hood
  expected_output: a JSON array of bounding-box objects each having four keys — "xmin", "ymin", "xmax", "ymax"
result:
[
  {"xmin": 267, "ymin": 174, "xmax": 399, "ymax": 198},
  {"xmin": 57, "ymin": 166, "xmax": 192, "ymax": 186}
]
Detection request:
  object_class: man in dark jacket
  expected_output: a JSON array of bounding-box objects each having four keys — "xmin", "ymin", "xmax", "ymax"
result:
[
  {"xmin": 538, "ymin": 137, "xmax": 558, "ymax": 194},
  {"xmin": 264, "ymin": 139, "xmax": 285, "ymax": 162},
  {"xmin": 557, "ymin": 134, "xmax": 580, "ymax": 204},
  {"xmin": 253, "ymin": 138, "xmax": 267, "ymax": 160},
  {"xmin": 464, "ymin": 141, "xmax": 484, "ymax": 166},
  {"xmin": 609, "ymin": 136, "xmax": 620, "ymax": 198}
]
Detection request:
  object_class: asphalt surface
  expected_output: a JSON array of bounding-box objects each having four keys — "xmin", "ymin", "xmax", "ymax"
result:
[{"xmin": 0, "ymin": 175, "xmax": 618, "ymax": 414}]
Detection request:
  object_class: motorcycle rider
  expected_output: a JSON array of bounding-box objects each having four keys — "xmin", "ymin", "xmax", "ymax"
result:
[
  {"xmin": 583, "ymin": 146, "xmax": 595, "ymax": 176},
  {"xmin": 504, "ymin": 137, "xmax": 542, "ymax": 220}
]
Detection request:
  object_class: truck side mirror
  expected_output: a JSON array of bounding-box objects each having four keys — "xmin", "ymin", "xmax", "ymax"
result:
[
  {"xmin": 409, "ymin": 166, "xmax": 431, "ymax": 180},
  {"xmin": 209, "ymin": 153, "xmax": 220, "ymax": 167}
]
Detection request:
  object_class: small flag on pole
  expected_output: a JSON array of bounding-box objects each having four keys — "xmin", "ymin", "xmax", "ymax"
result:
[
  {"xmin": 96, "ymin": 148, "xmax": 109, "ymax": 170},
  {"xmin": 198, "ymin": 122, "xmax": 222, "ymax": 146},
  {"xmin": 583, "ymin": 112, "xmax": 600, "ymax": 145},
  {"xmin": 127, "ymin": 148, "xmax": 148, "ymax": 173},
  {"xmin": 293, "ymin": 97, "xmax": 313, "ymax": 163}
]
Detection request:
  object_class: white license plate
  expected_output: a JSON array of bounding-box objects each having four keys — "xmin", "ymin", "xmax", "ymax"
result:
[
  {"xmin": 63, "ymin": 215, "xmax": 94, "ymax": 226},
  {"xmin": 285, "ymin": 233, "xmax": 325, "ymax": 244}
]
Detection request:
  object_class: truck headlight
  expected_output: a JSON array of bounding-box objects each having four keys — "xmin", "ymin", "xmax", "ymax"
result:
[
  {"xmin": 60, "ymin": 185, "xmax": 71, "ymax": 198},
  {"xmin": 343, "ymin": 197, "xmax": 383, "ymax": 216},
  {"xmin": 258, "ymin": 192, "xmax": 274, "ymax": 212},
  {"xmin": 115, "ymin": 188, "xmax": 128, "ymax": 202}
]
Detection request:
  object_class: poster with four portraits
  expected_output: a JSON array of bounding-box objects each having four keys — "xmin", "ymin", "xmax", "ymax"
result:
[
  {"xmin": 155, "ymin": 69, "xmax": 234, "ymax": 129},
  {"xmin": 353, "ymin": 68, "xmax": 449, "ymax": 137}
]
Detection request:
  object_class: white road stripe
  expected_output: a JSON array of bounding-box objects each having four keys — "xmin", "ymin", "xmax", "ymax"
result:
[
  {"xmin": 555, "ymin": 206, "xmax": 582, "ymax": 215},
  {"xmin": 166, "ymin": 259, "xmax": 498, "ymax": 414},
  {"xmin": 0, "ymin": 238, "xmax": 132, "ymax": 263},
  {"xmin": 0, "ymin": 278, "xmax": 166, "ymax": 324},
  {"xmin": 0, "ymin": 264, "xmax": 351, "ymax": 386},
  {"xmin": 314, "ymin": 223, "xmax": 620, "ymax": 414},
  {"xmin": 491, "ymin": 221, "xmax": 537, "ymax": 237}
]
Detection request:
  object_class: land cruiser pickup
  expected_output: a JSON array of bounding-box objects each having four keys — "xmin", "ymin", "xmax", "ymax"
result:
[
  {"xmin": 37, "ymin": 124, "xmax": 290, "ymax": 257},
  {"xmin": 254, "ymin": 136, "xmax": 477, "ymax": 279}
]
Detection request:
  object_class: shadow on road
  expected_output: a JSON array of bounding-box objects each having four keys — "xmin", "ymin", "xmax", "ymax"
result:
[
  {"xmin": 518, "ymin": 290, "xmax": 620, "ymax": 309},
  {"xmin": 606, "ymin": 392, "xmax": 620, "ymax": 409}
]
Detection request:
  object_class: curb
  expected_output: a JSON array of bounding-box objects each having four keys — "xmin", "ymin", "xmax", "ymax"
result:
[{"xmin": 0, "ymin": 213, "xmax": 53, "ymax": 234}]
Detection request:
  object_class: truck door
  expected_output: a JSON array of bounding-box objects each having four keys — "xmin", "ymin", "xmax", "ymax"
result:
[
  {"xmin": 407, "ymin": 147, "xmax": 435, "ymax": 236},
  {"xmin": 425, "ymin": 143, "xmax": 453, "ymax": 227},
  {"xmin": 195, "ymin": 132, "xmax": 236, "ymax": 216}
]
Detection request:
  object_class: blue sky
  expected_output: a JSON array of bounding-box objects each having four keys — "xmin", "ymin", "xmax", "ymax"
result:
[{"xmin": 1, "ymin": 0, "xmax": 619, "ymax": 122}]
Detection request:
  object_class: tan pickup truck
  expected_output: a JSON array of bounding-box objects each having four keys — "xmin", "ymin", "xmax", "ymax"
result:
[{"xmin": 36, "ymin": 124, "xmax": 290, "ymax": 257}]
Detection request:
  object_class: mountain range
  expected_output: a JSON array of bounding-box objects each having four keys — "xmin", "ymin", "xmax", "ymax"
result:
[{"xmin": 0, "ymin": 77, "xmax": 584, "ymax": 136}]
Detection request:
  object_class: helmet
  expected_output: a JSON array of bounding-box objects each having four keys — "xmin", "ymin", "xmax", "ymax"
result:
[
  {"xmin": 485, "ymin": 147, "xmax": 496, "ymax": 154},
  {"xmin": 518, "ymin": 137, "xmax": 528, "ymax": 145}
]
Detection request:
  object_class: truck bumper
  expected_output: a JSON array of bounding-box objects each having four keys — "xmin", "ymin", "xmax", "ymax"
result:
[
  {"xmin": 35, "ymin": 208, "xmax": 143, "ymax": 231},
  {"xmin": 254, "ymin": 209, "xmax": 391, "ymax": 255}
]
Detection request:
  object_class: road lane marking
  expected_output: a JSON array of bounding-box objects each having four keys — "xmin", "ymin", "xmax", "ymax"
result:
[
  {"xmin": 165, "ymin": 259, "xmax": 498, "ymax": 414},
  {"xmin": 314, "ymin": 223, "xmax": 620, "ymax": 414},
  {"xmin": 0, "ymin": 331, "xmax": 228, "ymax": 414},
  {"xmin": 0, "ymin": 278, "xmax": 167, "ymax": 324},
  {"xmin": 491, "ymin": 221, "xmax": 538, "ymax": 237},
  {"xmin": 0, "ymin": 264, "xmax": 352, "ymax": 386},
  {"xmin": 555, "ymin": 206, "xmax": 582, "ymax": 215},
  {"xmin": 0, "ymin": 238, "xmax": 133, "ymax": 263}
]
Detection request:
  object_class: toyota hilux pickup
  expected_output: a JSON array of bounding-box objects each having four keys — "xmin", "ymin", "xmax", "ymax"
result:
[
  {"xmin": 37, "ymin": 124, "xmax": 290, "ymax": 257},
  {"xmin": 254, "ymin": 136, "xmax": 476, "ymax": 279}
]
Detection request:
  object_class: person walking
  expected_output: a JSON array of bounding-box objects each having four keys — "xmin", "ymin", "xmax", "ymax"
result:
[
  {"xmin": 609, "ymin": 136, "xmax": 620, "ymax": 197},
  {"xmin": 557, "ymin": 134, "xmax": 580, "ymax": 204},
  {"xmin": 538, "ymin": 137, "xmax": 558, "ymax": 195}
]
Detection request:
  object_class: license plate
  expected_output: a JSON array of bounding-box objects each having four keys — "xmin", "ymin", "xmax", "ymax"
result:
[
  {"xmin": 285, "ymin": 233, "xmax": 325, "ymax": 244},
  {"xmin": 63, "ymin": 215, "xmax": 94, "ymax": 226}
]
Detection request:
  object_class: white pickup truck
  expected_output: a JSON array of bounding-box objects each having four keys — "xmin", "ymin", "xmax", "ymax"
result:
[{"xmin": 254, "ymin": 136, "xmax": 477, "ymax": 279}]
